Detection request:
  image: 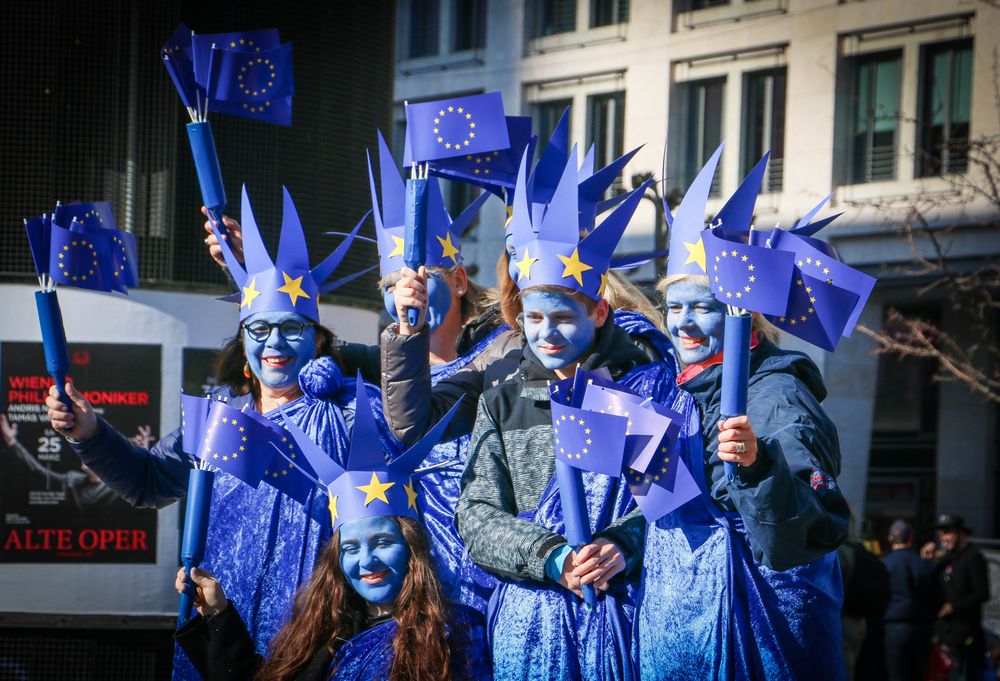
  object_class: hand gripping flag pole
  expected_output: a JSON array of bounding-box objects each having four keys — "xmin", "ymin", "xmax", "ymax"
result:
[
  {"xmin": 403, "ymin": 161, "xmax": 429, "ymax": 327},
  {"xmin": 720, "ymin": 310, "xmax": 752, "ymax": 480}
]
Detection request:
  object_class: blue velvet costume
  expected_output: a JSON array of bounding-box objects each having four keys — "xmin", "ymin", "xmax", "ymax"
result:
[
  {"xmin": 634, "ymin": 341, "xmax": 848, "ymax": 680},
  {"xmin": 419, "ymin": 324, "xmax": 508, "ymax": 612},
  {"xmin": 69, "ymin": 359, "xmax": 393, "ymax": 681}
]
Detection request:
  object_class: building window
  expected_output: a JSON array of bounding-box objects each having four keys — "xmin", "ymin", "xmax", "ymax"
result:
[
  {"xmin": 408, "ymin": 0, "xmax": 441, "ymax": 58},
  {"xmin": 839, "ymin": 49, "xmax": 901, "ymax": 184},
  {"xmin": 586, "ymin": 91, "xmax": 626, "ymax": 189},
  {"xmin": 528, "ymin": 0, "xmax": 577, "ymax": 38},
  {"xmin": 917, "ymin": 39, "xmax": 973, "ymax": 177},
  {"xmin": 742, "ymin": 67, "xmax": 786, "ymax": 192},
  {"xmin": 453, "ymin": 0, "xmax": 487, "ymax": 52},
  {"xmin": 684, "ymin": 0, "xmax": 730, "ymax": 9},
  {"xmin": 531, "ymin": 98, "xmax": 573, "ymax": 150},
  {"xmin": 670, "ymin": 77, "xmax": 725, "ymax": 196},
  {"xmin": 591, "ymin": 0, "xmax": 629, "ymax": 27}
]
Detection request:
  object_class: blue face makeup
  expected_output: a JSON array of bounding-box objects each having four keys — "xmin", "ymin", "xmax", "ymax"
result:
[
  {"xmin": 664, "ymin": 279, "xmax": 726, "ymax": 365},
  {"xmin": 383, "ymin": 271, "xmax": 453, "ymax": 331},
  {"xmin": 521, "ymin": 290, "xmax": 596, "ymax": 370},
  {"xmin": 338, "ymin": 516, "xmax": 409, "ymax": 606},
  {"xmin": 243, "ymin": 311, "xmax": 316, "ymax": 393}
]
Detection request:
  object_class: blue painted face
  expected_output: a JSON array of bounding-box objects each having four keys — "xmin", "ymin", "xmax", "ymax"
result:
[
  {"xmin": 243, "ymin": 311, "xmax": 316, "ymax": 392},
  {"xmin": 383, "ymin": 271, "xmax": 453, "ymax": 331},
  {"xmin": 664, "ymin": 279, "xmax": 726, "ymax": 365},
  {"xmin": 521, "ymin": 290, "xmax": 596, "ymax": 370},
  {"xmin": 338, "ymin": 516, "xmax": 409, "ymax": 606}
]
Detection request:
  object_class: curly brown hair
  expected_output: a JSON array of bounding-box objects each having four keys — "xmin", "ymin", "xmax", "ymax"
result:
[
  {"xmin": 213, "ymin": 323, "xmax": 338, "ymax": 399},
  {"xmin": 257, "ymin": 517, "xmax": 456, "ymax": 681}
]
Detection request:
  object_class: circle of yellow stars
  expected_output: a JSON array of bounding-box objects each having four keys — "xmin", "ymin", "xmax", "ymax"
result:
[
  {"xmin": 553, "ymin": 412, "xmax": 593, "ymax": 461},
  {"xmin": 464, "ymin": 150, "xmax": 501, "ymax": 175},
  {"xmin": 796, "ymin": 254, "xmax": 834, "ymax": 285},
  {"xmin": 203, "ymin": 415, "xmax": 249, "ymax": 464},
  {"xmin": 628, "ymin": 445, "xmax": 672, "ymax": 485},
  {"xmin": 238, "ymin": 56, "xmax": 276, "ymax": 104},
  {"xmin": 56, "ymin": 239, "xmax": 99, "ymax": 284},
  {"xmin": 111, "ymin": 234, "xmax": 128, "ymax": 278},
  {"xmin": 263, "ymin": 435, "xmax": 298, "ymax": 480},
  {"xmin": 433, "ymin": 105, "xmax": 477, "ymax": 151},
  {"xmin": 777, "ymin": 278, "xmax": 817, "ymax": 327},
  {"xmin": 712, "ymin": 248, "xmax": 756, "ymax": 301}
]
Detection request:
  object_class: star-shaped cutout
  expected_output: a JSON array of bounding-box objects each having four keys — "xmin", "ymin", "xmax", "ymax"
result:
[
  {"xmin": 276, "ymin": 272, "xmax": 311, "ymax": 306},
  {"xmin": 683, "ymin": 238, "xmax": 707, "ymax": 272},
  {"xmin": 328, "ymin": 495, "xmax": 339, "ymax": 525},
  {"xmin": 515, "ymin": 247, "xmax": 538, "ymax": 281},
  {"xmin": 558, "ymin": 248, "xmax": 594, "ymax": 287},
  {"xmin": 389, "ymin": 235, "xmax": 405, "ymax": 258},
  {"xmin": 597, "ymin": 271, "xmax": 610, "ymax": 298},
  {"xmin": 437, "ymin": 232, "xmax": 460, "ymax": 265},
  {"xmin": 404, "ymin": 478, "xmax": 419, "ymax": 510},
  {"xmin": 356, "ymin": 472, "xmax": 395, "ymax": 506}
]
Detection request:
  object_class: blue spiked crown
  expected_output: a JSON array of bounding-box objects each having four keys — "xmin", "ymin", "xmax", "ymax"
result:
[
  {"xmin": 506, "ymin": 144, "xmax": 651, "ymax": 301},
  {"xmin": 367, "ymin": 131, "xmax": 490, "ymax": 279},
  {"xmin": 211, "ymin": 185, "xmax": 369, "ymax": 322},
  {"xmin": 281, "ymin": 376, "xmax": 461, "ymax": 530}
]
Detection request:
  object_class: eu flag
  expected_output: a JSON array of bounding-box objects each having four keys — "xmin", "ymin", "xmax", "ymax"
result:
[
  {"xmin": 405, "ymin": 92, "xmax": 510, "ymax": 163},
  {"xmin": 196, "ymin": 402, "xmax": 280, "ymax": 486},
  {"xmin": 180, "ymin": 394, "xmax": 212, "ymax": 458},
  {"xmin": 262, "ymin": 430, "xmax": 317, "ymax": 505},
  {"xmin": 56, "ymin": 202, "xmax": 139, "ymax": 291},
  {"xmin": 702, "ymin": 226, "xmax": 796, "ymax": 317},
  {"xmin": 48, "ymin": 222, "xmax": 114, "ymax": 293},
  {"xmin": 765, "ymin": 271, "xmax": 861, "ymax": 351},
  {"xmin": 207, "ymin": 42, "xmax": 294, "ymax": 126},
  {"xmin": 190, "ymin": 30, "xmax": 282, "ymax": 88},
  {"xmin": 550, "ymin": 399, "xmax": 627, "ymax": 477},
  {"xmin": 626, "ymin": 450, "xmax": 701, "ymax": 522},
  {"xmin": 427, "ymin": 116, "xmax": 533, "ymax": 189}
]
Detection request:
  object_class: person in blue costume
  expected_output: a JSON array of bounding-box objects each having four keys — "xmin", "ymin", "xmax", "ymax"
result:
[
  {"xmin": 45, "ymin": 187, "xmax": 397, "ymax": 681},
  {"xmin": 632, "ymin": 151, "xmax": 849, "ymax": 680},
  {"xmin": 453, "ymin": 149, "xmax": 672, "ymax": 681}
]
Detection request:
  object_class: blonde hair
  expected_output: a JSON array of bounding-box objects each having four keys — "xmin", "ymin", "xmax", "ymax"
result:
[
  {"xmin": 380, "ymin": 264, "xmax": 492, "ymax": 326},
  {"xmin": 655, "ymin": 273, "xmax": 780, "ymax": 343},
  {"xmin": 602, "ymin": 271, "xmax": 666, "ymax": 331}
]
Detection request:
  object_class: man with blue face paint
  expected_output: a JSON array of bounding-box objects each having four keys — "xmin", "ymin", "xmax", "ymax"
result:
[
  {"xmin": 173, "ymin": 378, "xmax": 492, "ymax": 681},
  {"xmin": 46, "ymin": 187, "xmax": 399, "ymax": 681},
  {"xmin": 450, "ymin": 147, "xmax": 686, "ymax": 681}
]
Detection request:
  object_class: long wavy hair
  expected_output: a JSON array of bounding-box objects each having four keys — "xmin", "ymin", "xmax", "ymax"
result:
[
  {"xmin": 214, "ymin": 322, "xmax": 338, "ymax": 398},
  {"xmin": 257, "ymin": 517, "xmax": 456, "ymax": 681}
]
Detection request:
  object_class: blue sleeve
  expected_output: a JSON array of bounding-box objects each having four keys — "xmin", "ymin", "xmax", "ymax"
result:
[
  {"xmin": 69, "ymin": 418, "xmax": 192, "ymax": 509},
  {"xmin": 725, "ymin": 374, "xmax": 850, "ymax": 571}
]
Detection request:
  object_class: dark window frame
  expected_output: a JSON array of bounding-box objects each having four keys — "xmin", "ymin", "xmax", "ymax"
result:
[
  {"xmin": 916, "ymin": 38, "xmax": 973, "ymax": 178},
  {"xmin": 741, "ymin": 66, "xmax": 787, "ymax": 193}
]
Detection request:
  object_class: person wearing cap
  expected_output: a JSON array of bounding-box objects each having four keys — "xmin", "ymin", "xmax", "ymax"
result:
[
  {"xmin": 636, "ymin": 149, "xmax": 850, "ymax": 679},
  {"xmin": 46, "ymin": 187, "xmax": 397, "ymax": 681},
  {"xmin": 883, "ymin": 519, "xmax": 937, "ymax": 681},
  {"xmin": 173, "ymin": 381, "xmax": 491, "ymax": 681},
  {"xmin": 921, "ymin": 514, "xmax": 989, "ymax": 681},
  {"xmin": 448, "ymin": 147, "xmax": 676, "ymax": 680}
]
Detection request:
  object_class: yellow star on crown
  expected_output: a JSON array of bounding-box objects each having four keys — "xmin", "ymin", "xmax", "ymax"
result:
[
  {"xmin": 356, "ymin": 472, "xmax": 395, "ymax": 506},
  {"xmin": 597, "ymin": 271, "xmax": 610, "ymax": 298},
  {"xmin": 683, "ymin": 238, "xmax": 707, "ymax": 272},
  {"xmin": 328, "ymin": 495, "xmax": 339, "ymax": 525},
  {"xmin": 277, "ymin": 271, "xmax": 311, "ymax": 306},
  {"xmin": 437, "ymin": 232, "xmax": 460, "ymax": 265},
  {"xmin": 558, "ymin": 247, "xmax": 594, "ymax": 287},
  {"xmin": 515, "ymin": 247, "xmax": 538, "ymax": 281},
  {"xmin": 389, "ymin": 235, "xmax": 405, "ymax": 258},
  {"xmin": 240, "ymin": 277, "xmax": 262, "ymax": 310},
  {"xmin": 404, "ymin": 478, "xmax": 419, "ymax": 510}
]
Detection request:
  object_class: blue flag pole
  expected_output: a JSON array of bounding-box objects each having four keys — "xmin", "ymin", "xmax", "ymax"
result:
[
  {"xmin": 186, "ymin": 121, "xmax": 227, "ymax": 236},
  {"xmin": 34, "ymin": 290, "xmax": 72, "ymax": 412},
  {"xmin": 720, "ymin": 312, "xmax": 752, "ymax": 480},
  {"xmin": 403, "ymin": 165, "xmax": 428, "ymax": 327},
  {"xmin": 178, "ymin": 467, "xmax": 215, "ymax": 624},
  {"xmin": 555, "ymin": 460, "xmax": 597, "ymax": 609}
]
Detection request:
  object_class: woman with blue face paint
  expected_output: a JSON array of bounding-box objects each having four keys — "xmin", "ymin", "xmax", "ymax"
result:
[
  {"xmin": 173, "ymin": 515, "xmax": 489, "ymax": 681},
  {"xmin": 630, "ymin": 152, "xmax": 849, "ymax": 680},
  {"xmin": 45, "ymin": 187, "xmax": 398, "ymax": 681}
]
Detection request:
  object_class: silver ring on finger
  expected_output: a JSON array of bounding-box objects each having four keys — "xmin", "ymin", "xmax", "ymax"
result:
[{"xmin": 735, "ymin": 441, "xmax": 746, "ymax": 455}]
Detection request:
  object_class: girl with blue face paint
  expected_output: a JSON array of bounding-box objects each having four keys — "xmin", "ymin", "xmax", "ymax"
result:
[{"xmin": 174, "ymin": 515, "xmax": 492, "ymax": 681}]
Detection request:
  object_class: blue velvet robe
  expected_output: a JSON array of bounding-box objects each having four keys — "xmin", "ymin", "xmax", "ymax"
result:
[
  {"xmin": 633, "ymin": 348, "xmax": 846, "ymax": 680},
  {"xmin": 418, "ymin": 325, "xmax": 507, "ymax": 613},
  {"xmin": 328, "ymin": 608, "xmax": 494, "ymax": 680}
]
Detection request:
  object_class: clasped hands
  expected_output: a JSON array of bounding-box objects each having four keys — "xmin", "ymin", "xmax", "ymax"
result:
[{"xmin": 558, "ymin": 538, "xmax": 626, "ymax": 599}]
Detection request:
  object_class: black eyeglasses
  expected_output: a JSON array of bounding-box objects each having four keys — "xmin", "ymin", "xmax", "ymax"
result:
[{"xmin": 242, "ymin": 319, "xmax": 315, "ymax": 342}]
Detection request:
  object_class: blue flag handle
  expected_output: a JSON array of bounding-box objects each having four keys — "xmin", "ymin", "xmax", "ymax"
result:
[
  {"xmin": 403, "ymin": 177, "xmax": 428, "ymax": 327},
  {"xmin": 186, "ymin": 121, "xmax": 227, "ymax": 236},
  {"xmin": 720, "ymin": 313, "xmax": 752, "ymax": 480},
  {"xmin": 555, "ymin": 460, "xmax": 597, "ymax": 609},
  {"xmin": 178, "ymin": 467, "xmax": 215, "ymax": 625},
  {"xmin": 34, "ymin": 290, "xmax": 72, "ymax": 413}
]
